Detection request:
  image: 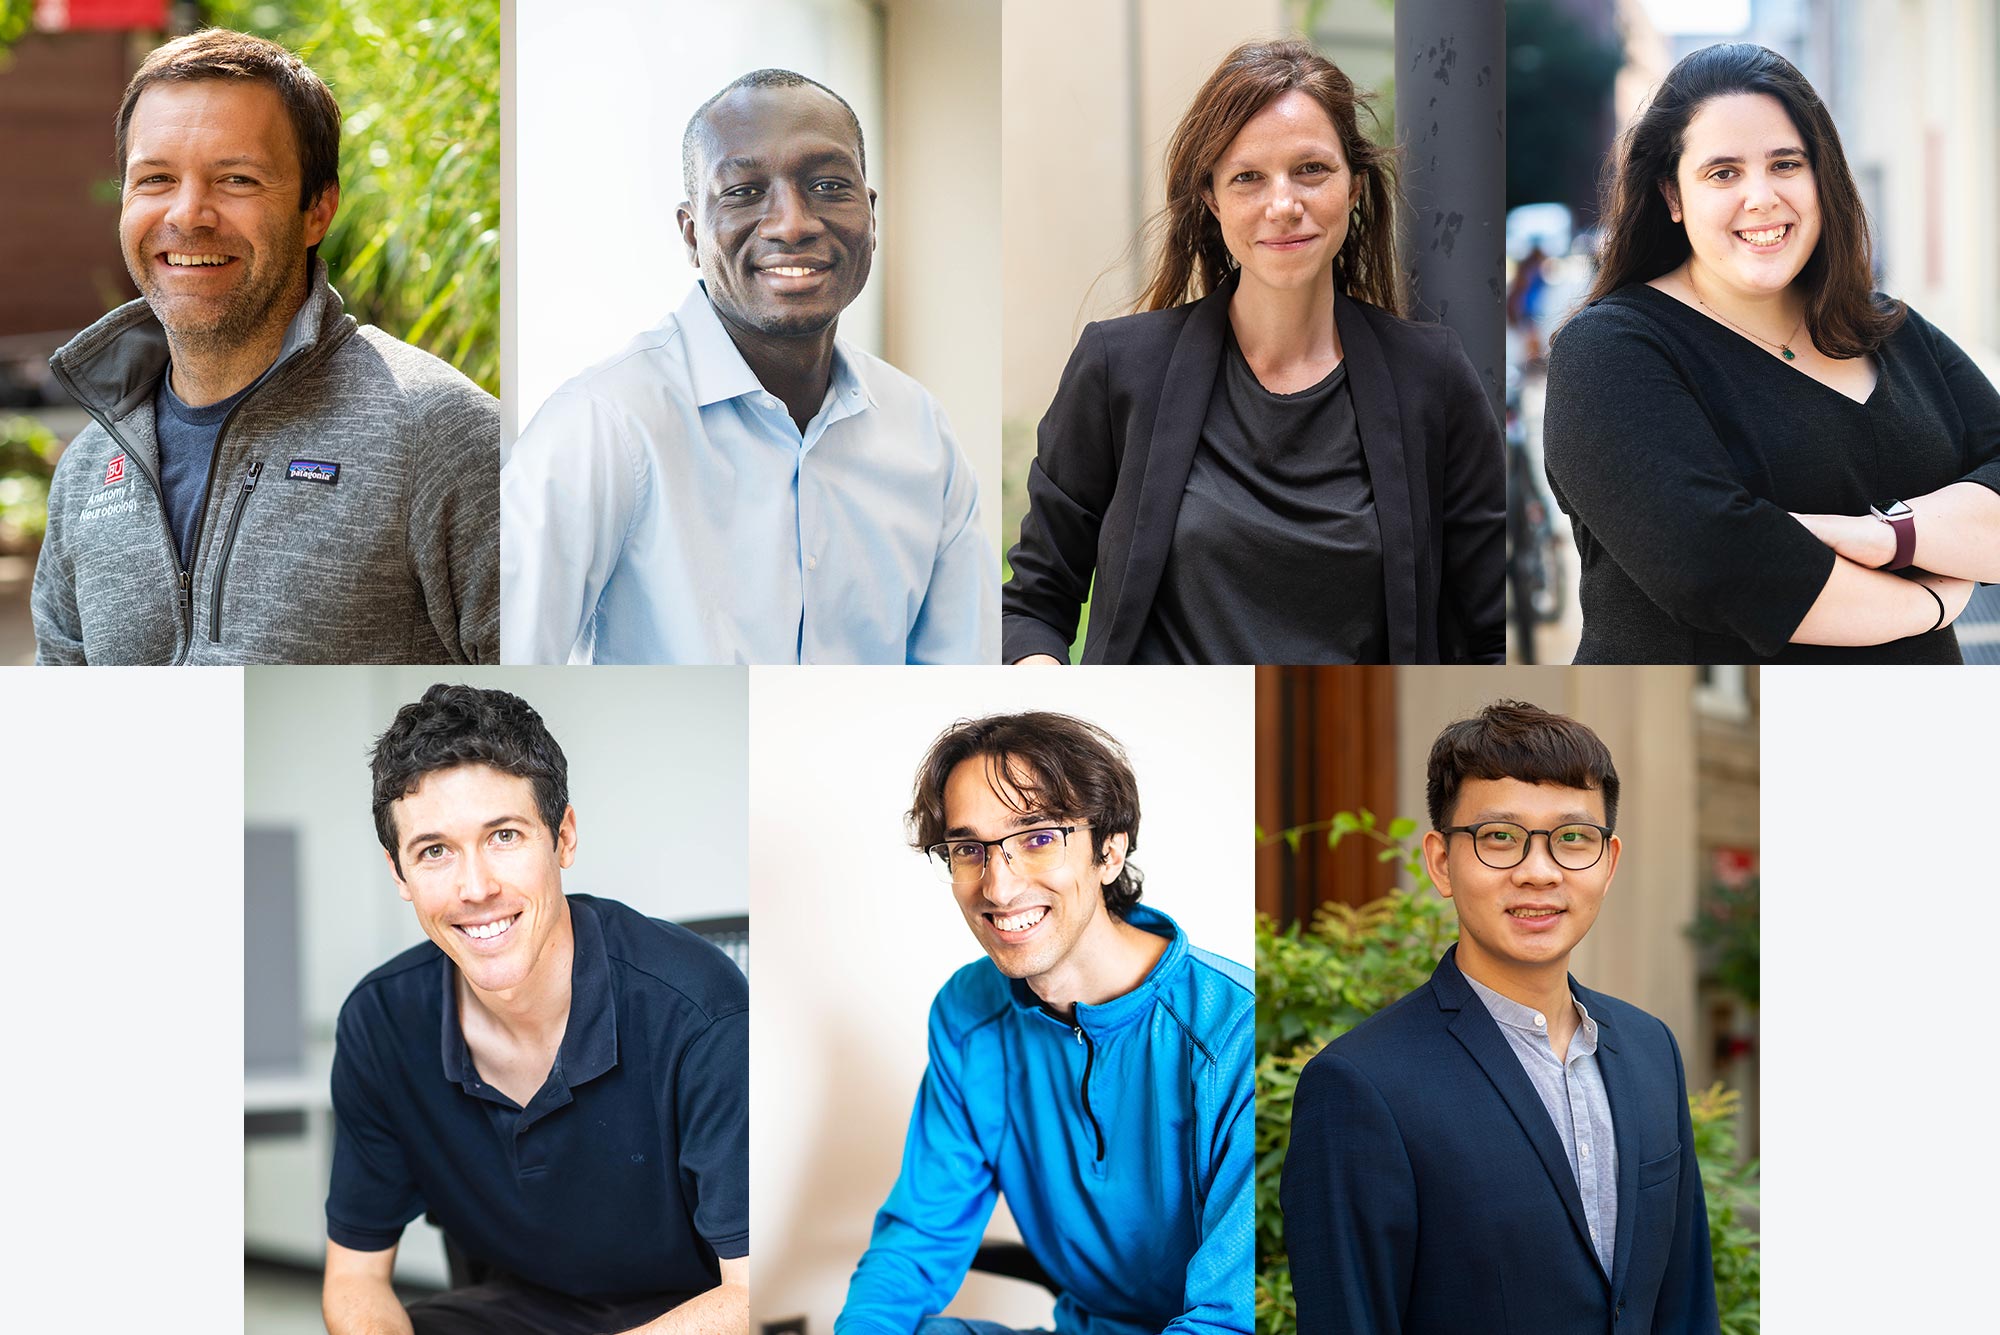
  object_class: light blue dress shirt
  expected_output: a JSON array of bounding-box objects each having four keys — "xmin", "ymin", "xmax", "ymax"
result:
[
  {"xmin": 501, "ymin": 283, "xmax": 997, "ymax": 663},
  {"xmin": 1464, "ymin": 973, "xmax": 1620, "ymax": 1275}
]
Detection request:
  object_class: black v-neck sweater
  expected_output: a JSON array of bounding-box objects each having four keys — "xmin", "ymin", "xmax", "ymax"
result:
[{"xmin": 1544, "ymin": 284, "xmax": 2000, "ymax": 663}]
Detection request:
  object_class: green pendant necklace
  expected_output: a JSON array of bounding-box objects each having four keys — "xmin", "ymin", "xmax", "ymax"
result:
[{"xmin": 1687, "ymin": 265, "xmax": 1804, "ymax": 360}]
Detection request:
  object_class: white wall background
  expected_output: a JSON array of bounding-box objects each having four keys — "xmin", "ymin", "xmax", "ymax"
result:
[
  {"xmin": 245, "ymin": 665, "xmax": 749, "ymax": 1031},
  {"xmin": 6, "ymin": 668, "xmax": 244, "ymax": 1325},
  {"xmin": 1759, "ymin": 666, "xmax": 1996, "ymax": 1329},
  {"xmin": 509, "ymin": 0, "xmax": 1004, "ymax": 564},
  {"xmin": 747, "ymin": 666, "xmax": 1254, "ymax": 1330},
  {"xmin": 512, "ymin": 0, "xmax": 885, "ymax": 434}
]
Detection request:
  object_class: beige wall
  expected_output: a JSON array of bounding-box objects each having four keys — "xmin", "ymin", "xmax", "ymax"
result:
[
  {"xmin": 1001, "ymin": 0, "xmax": 1290, "ymax": 429},
  {"xmin": 1837, "ymin": 0, "xmax": 2000, "ymax": 360},
  {"xmin": 1393, "ymin": 665, "xmax": 1709, "ymax": 1083},
  {"xmin": 885, "ymin": 0, "xmax": 1004, "ymax": 555}
]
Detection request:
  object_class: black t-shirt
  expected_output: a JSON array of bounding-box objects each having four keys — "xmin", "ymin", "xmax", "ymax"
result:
[
  {"xmin": 326, "ymin": 895, "xmax": 749, "ymax": 1303},
  {"xmin": 154, "ymin": 370, "xmax": 252, "ymax": 569},
  {"xmin": 1545, "ymin": 286, "xmax": 2000, "ymax": 664},
  {"xmin": 1133, "ymin": 335, "xmax": 1386, "ymax": 664}
]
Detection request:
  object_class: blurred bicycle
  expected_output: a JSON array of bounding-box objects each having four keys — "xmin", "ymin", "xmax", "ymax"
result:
[{"xmin": 1506, "ymin": 367, "xmax": 1566, "ymax": 662}]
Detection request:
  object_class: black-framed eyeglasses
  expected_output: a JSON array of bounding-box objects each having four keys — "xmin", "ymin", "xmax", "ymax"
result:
[
  {"xmin": 1438, "ymin": 821, "xmax": 1613, "ymax": 871},
  {"xmin": 925, "ymin": 825, "xmax": 1084, "ymax": 885}
]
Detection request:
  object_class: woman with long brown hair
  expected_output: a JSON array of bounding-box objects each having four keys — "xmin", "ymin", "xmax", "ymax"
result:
[
  {"xmin": 1544, "ymin": 43, "xmax": 2000, "ymax": 663},
  {"xmin": 1000, "ymin": 39, "xmax": 1504, "ymax": 665}
]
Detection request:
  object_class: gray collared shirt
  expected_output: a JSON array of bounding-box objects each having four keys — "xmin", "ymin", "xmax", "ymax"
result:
[{"xmin": 1465, "ymin": 973, "xmax": 1620, "ymax": 1274}]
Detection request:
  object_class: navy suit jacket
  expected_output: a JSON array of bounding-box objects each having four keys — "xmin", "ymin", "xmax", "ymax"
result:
[
  {"xmin": 1000, "ymin": 276, "xmax": 1505, "ymax": 664},
  {"xmin": 1281, "ymin": 946, "xmax": 1720, "ymax": 1335}
]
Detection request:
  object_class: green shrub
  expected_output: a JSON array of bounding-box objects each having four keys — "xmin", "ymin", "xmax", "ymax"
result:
[
  {"xmin": 0, "ymin": 415, "xmax": 59, "ymax": 548},
  {"xmin": 1689, "ymin": 874, "xmax": 1760, "ymax": 1008},
  {"xmin": 1693, "ymin": 1083, "xmax": 1762, "ymax": 1335},
  {"xmin": 1255, "ymin": 811, "xmax": 1759, "ymax": 1335},
  {"xmin": 210, "ymin": 0, "xmax": 500, "ymax": 393}
]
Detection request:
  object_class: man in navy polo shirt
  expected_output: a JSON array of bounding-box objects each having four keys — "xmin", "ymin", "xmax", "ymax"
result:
[{"xmin": 321, "ymin": 684, "xmax": 749, "ymax": 1335}]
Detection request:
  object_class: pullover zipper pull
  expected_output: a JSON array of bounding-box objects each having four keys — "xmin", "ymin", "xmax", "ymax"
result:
[
  {"xmin": 1074, "ymin": 1026, "xmax": 1084, "ymax": 1045},
  {"xmin": 206, "ymin": 460, "xmax": 265, "ymax": 645}
]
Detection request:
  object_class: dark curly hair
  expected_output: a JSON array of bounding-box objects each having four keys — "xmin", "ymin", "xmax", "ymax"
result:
[
  {"xmin": 1426, "ymin": 699, "xmax": 1620, "ymax": 831},
  {"xmin": 908, "ymin": 711, "xmax": 1144, "ymax": 916},
  {"xmin": 370, "ymin": 684, "xmax": 569, "ymax": 874}
]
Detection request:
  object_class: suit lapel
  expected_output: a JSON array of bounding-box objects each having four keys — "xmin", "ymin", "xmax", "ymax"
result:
[
  {"xmin": 1100, "ymin": 280, "xmax": 1231, "ymax": 662},
  {"xmin": 1579, "ymin": 981, "xmax": 1641, "ymax": 1296},
  {"xmin": 1335, "ymin": 294, "xmax": 1419, "ymax": 662},
  {"xmin": 1434, "ymin": 949, "xmax": 1602, "ymax": 1276}
]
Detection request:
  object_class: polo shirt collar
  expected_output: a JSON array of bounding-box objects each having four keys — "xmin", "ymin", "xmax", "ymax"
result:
[
  {"xmin": 437, "ymin": 895, "xmax": 620, "ymax": 1096},
  {"xmin": 1008, "ymin": 903, "xmax": 1187, "ymax": 1038},
  {"xmin": 678, "ymin": 282, "xmax": 876, "ymax": 423}
]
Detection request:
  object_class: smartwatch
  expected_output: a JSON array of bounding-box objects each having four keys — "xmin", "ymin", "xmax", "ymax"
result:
[{"xmin": 1869, "ymin": 499, "xmax": 1916, "ymax": 570}]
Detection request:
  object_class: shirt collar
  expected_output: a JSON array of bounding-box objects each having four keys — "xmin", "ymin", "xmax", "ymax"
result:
[
  {"xmin": 677, "ymin": 282, "xmax": 877, "ymax": 423},
  {"xmin": 1008, "ymin": 902, "xmax": 1188, "ymax": 1038},
  {"xmin": 437, "ymin": 895, "xmax": 620, "ymax": 1093},
  {"xmin": 1463, "ymin": 970, "xmax": 1599, "ymax": 1057}
]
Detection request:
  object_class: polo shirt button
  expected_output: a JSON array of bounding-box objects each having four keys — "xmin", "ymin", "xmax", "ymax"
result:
[
  {"xmin": 1580, "ymin": 1143, "xmax": 1590, "ymax": 1156},
  {"xmin": 807, "ymin": 555, "xmax": 818, "ymax": 571},
  {"xmin": 1533, "ymin": 1013, "xmax": 1546, "ymax": 1027}
]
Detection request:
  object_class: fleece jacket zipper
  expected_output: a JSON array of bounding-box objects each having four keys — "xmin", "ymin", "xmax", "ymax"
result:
[
  {"xmin": 208, "ymin": 459, "xmax": 263, "ymax": 641},
  {"xmin": 1073, "ymin": 1024, "xmax": 1106, "ymax": 1162}
]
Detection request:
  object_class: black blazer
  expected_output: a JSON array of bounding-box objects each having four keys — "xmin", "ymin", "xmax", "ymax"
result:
[
  {"xmin": 1001, "ymin": 278, "xmax": 1505, "ymax": 663},
  {"xmin": 1281, "ymin": 946, "xmax": 1720, "ymax": 1335}
]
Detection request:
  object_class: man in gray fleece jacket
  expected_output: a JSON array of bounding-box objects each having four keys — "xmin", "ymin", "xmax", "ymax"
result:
[{"xmin": 32, "ymin": 28, "xmax": 497, "ymax": 665}]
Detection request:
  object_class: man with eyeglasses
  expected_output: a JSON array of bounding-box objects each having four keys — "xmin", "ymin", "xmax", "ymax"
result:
[
  {"xmin": 1282, "ymin": 700, "xmax": 1720, "ymax": 1335},
  {"xmin": 836, "ymin": 712, "xmax": 1254, "ymax": 1335}
]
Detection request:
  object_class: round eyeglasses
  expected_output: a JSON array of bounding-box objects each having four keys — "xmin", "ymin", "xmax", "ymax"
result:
[
  {"xmin": 1438, "ymin": 821, "xmax": 1613, "ymax": 871},
  {"xmin": 926, "ymin": 825, "xmax": 1084, "ymax": 885}
]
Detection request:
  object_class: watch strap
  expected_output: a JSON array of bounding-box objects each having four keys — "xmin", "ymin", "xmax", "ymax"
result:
[
  {"xmin": 1871, "ymin": 502, "xmax": 1917, "ymax": 570},
  {"xmin": 1884, "ymin": 511, "xmax": 1916, "ymax": 570}
]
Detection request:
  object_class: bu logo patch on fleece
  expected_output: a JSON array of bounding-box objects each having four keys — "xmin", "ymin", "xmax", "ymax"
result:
[
  {"xmin": 287, "ymin": 459, "xmax": 340, "ymax": 485},
  {"xmin": 103, "ymin": 454, "xmax": 126, "ymax": 486}
]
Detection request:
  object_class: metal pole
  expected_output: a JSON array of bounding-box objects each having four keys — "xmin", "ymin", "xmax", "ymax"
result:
[{"xmin": 1395, "ymin": 0, "xmax": 1506, "ymax": 422}]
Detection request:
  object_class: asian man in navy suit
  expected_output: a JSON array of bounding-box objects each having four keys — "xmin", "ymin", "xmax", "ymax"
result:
[{"xmin": 1281, "ymin": 700, "xmax": 1719, "ymax": 1335}]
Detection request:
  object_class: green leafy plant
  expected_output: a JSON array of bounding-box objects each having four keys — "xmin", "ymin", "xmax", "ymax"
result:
[
  {"xmin": 1692, "ymin": 1083, "xmax": 1761, "ymax": 1335},
  {"xmin": 1254, "ymin": 811, "xmax": 1759, "ymax": 1335},
  {"xmin": 0, "ymin": 415, "xmax": 59, "ymax": 549},
  {"xmin": 1254, "ymin": 811, "xmax": 1453, "ymax": 1335},
  {"xmin": 0, "ymin": 0, "xmax": 33, "ymax": 54},
  {"xmin": 210, "ymin": 0, "xmax": 500, "ymax": 393},
  {"xmin": 1688, "ymin": 874, "xmax": 1759, "ymax": 1008}
]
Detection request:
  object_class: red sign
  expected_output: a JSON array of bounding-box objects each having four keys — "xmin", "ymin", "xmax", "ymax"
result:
[
  {"xmin": 103, "ymin": 454, "xmax": 125, "ymax": 486},
  {"xmin": 34, "ymin": 0, "xmax": 170, "ymax": 32}
]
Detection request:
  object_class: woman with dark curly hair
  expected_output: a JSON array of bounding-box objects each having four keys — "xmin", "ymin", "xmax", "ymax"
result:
[
  {"xmin": 1544, "ymin": 42, "xmax": 2000, "ymax": 663},
  {"xmin": 1001, "ymin": 38, "xmax": 1504, "ymax": 665}
]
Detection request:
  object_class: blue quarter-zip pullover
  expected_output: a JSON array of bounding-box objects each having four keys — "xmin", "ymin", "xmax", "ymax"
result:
[{"xmin": 837, "ymin": 905, "xmax": 1254, "ymax": 1335}]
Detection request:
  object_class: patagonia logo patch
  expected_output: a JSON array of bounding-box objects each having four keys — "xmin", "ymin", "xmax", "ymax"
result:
[
  {"xmin": 287, "ymin": 459, "xmax": 340, "ymax": 484},
  {"xmin": 103, "ymin": 454, "xmax": 126, "ymax": 486}
]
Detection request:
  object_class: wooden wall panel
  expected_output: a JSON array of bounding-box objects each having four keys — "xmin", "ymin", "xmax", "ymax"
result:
[
  {"xmin": 0, "ymin": 31, "xmax": 143, "ymax": 339},
  {"xmin": 1255, "ymin": 665, "xmax": 1401, "ymax": 926}
]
